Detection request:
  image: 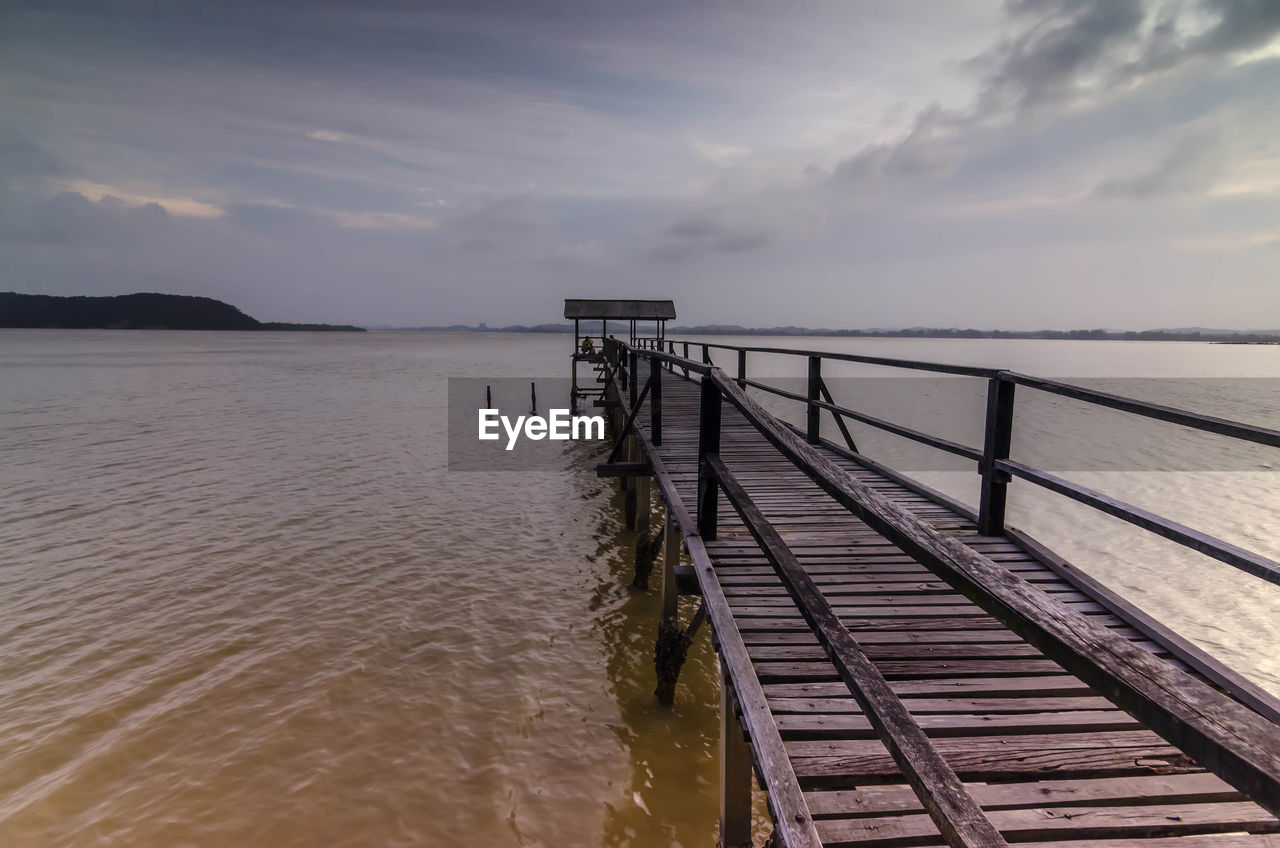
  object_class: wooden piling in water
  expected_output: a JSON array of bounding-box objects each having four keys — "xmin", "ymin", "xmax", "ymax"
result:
[
  {"xmin": 653, "ymin": 503, "xmax": 694, "ymax": 704},
  {"xmin": 632, "ymin": 472, "xmax": 652, "ymax": 586},
  {"xmin": 623, "ymin": 436, "xmax": 637, "ymax": 528},
  {"xmin": 720, "ymin": 660, "xmax": 753, "ymax": 848}
]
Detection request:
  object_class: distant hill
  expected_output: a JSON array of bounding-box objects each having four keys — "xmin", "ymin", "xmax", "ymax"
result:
[{"xmin": 0, "ymin": 293, "xmax": 364, "ymax": 331}]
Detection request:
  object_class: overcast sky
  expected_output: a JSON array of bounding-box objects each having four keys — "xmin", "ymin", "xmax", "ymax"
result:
[{"xmin": 2, "ymin": 1, "xmax": 1278, "ymax": 328}]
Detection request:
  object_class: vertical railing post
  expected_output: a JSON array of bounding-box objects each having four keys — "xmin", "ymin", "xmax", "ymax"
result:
[
  {"xmin": 649, "ymin": 355, "xmax": 663, "ymax": 446},
  {"xmin": 682, "ymin": 341, "xmax": 690, "ymax": 378},
  {"xmin": 806, "ymin": 355, "xmax": 821, "ymax": 444},
  {"xmin": 978, "ymin": 374, "xmax": 1016, "ymax": 536},
  {"xmin": 737, "ymin": 349, "xmax": 746, "ymax": 388},
  {"xmin": 697, "ymin": 375, "xmax": 722, "ymax": 540},
  {"xmin": 628, "ymin": 348, "xmax": 638, "ymax": 409},
  {"xmin": 571, "ymin": 318, "xmax": 580, "ymax": 413}
]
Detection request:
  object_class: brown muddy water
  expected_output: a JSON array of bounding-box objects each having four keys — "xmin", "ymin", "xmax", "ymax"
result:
[{"xmin": 1, "ymin": 330, "xmax": 1277, "ymax": 847}]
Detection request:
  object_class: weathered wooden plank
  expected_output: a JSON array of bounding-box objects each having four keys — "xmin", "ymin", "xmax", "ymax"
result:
[
  {"xmin": 805, "ymin": 772, "xmax": 1241, "ymax": 817},
  {"xmin": 764, "ymin": 676, "xmax": 1095, "ymax": 699},
  {"xmin": 776, "ymin": 709, "xmax": 1142, "ymax": 738},
  {"xmin": 769, "ymin": 696, "xmax": 1117, "ymax": 715},
  {"xmin": 755, "ymin": 659, "xmax": 1067, "ymax": 681},
  {"xmin": 789, "ymin": 732, "xmax": 1200, "ymax": 786},
  {"xmin": 743, "ymin": 630, "xmax": 1028, "ymax": 646},
  {"xmin": 1013, "ymin": 837, "xmax": 1280, "ymax": 848},
  {"xmin": 817, "ymin": 801, "xmax": 1278, "ymax": 846},
  {"xmin": 749, "ymin": 643, "xmax": 1047, "ymax": 661},
  {"xmin": 709, "ymin": 454, "xmax": 1008, "ymax": 846}
]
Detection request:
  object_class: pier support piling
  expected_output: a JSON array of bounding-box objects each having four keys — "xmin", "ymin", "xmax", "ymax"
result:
[
  {"xmin": 623, "ymin": 437, "xmax": 638, "ymax": 526},
  {"xmin": 719, "ymin": 660, "xmax": 753, "ymax": 848},
  {"xmin": 661, "ymin": 508, "xmax": 680, "ymax": 623},
  {"xmin": 653, "ymin": 506, "xmax": 693, "ymax": 703},
  {"xmin": 654, "ymin": 600, "xmax": 705, "ymax": 705},
  {"xmin": 631, "ymin": 473, "xmax": 657, "ymax": 588}
]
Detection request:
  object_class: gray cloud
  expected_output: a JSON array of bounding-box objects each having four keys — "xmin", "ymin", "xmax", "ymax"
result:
[
  {"xmin": 1093, "ymin": 128, "xmax": 1226, "ymax": 198},
  {"xmin": 654, "ymin": 209, "xmax": 776, "ymax": 261},
  {"xmin": 976, "ymin": 0, "xmax": 1147, "ymax": 111}
]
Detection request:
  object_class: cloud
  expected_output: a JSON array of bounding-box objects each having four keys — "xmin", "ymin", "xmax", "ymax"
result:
[
  {"xmin": 306, "ymin": 129, "xmax": 352, "ymax": 142},
  {"xmin": 1168, "ymin": 229, "xmax": 1280, "ymax": 252},
  {"xmin": 691, "ymin": 140, "xmax": 750, "ymax": 165},
  {"xmin": 1093, "ymin": 128, "xmax": 1226, "ymax": 198},
  {"xmin": 332, "ymin": 211, "xmax": 436, "ymax": 229},
  {"xmin": 972, "ymin": 0, "xmax": 1280, "ymax": 113},
  {"xmin": 972, "ymin": 0, "xmax": 1147, "ymax": 112},
  {"xmin": 0, "ymin": 134, "xmax": 62, "ymax": 189},
  {"xmin": 654, "ymin": 208, "xmax": 775, "ymax": 261},
  {"xmin": 55, "ymin": 179, "xmax": 224, "ymax": 218}
]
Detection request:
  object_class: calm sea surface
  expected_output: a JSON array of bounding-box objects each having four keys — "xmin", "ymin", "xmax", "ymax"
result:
[{"xmin": 2, "ymin": 330, "xmax": 1278, "ymax": 847}]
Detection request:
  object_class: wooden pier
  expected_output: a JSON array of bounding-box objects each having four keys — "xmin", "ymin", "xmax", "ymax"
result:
[{"xmin": 582, "ymin": 319, "xmax": 1280, "ymax": 848}]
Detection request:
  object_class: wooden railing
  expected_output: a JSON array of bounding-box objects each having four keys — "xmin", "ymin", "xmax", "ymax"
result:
[
  {"xmin": 613, "ymin": 336, "xmax": 1280, "ymax": 589},
  {"xmin": 598, "ymin": 336, "xmax": 1280, "ymax": 845}
]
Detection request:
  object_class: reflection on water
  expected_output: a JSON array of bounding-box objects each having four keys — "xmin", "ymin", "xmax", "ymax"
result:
[{"xmin": 1, "ymin": 330, "xmax": 1277, "ymax": 846}]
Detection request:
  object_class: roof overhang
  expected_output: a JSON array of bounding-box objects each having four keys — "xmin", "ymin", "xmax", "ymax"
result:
[{"xmin": 564, "ymin": 299, "xmax": 676, "ymax": 320}]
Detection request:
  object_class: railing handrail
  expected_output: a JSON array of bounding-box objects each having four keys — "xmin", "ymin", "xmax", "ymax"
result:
[
  {"xmin": 652, "ymin": 337, "xmax": 1000, "ymax": 378},
  {"xmin": 655, "ymin": 336, "xmax": 1280, "ymax": 448},
  {"xmin": 611, "ymin": 336, "xmax": 1280, "ymax": 590}
]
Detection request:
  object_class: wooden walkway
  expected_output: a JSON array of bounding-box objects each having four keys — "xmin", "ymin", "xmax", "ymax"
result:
[{"xmin": 593, "ymin": 346, "xmax": 1280, "ymax": 848}]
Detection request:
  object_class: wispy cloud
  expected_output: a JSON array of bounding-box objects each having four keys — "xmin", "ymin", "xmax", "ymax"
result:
[
  {"xmin": 56, "ymin": 179, "xmax": 224, "ymax": 218},
  {"xmin": 306, "ymin": 129, "xmax": 352, "ymax": 142}
]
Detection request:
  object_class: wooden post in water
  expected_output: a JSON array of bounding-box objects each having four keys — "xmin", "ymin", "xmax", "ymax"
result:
[
  {"xmin": 623, "ymin": 435, "xmax": 638, "ymax": 527},
  {"xmin": 486, "ymin": 385, "xmax": 491, "ymax": 408},
  {"xmin": 978, "ymin": 375, "xmax": 1016, "ymax": 536},
  {"xmin": 530, "ymin": 381, "xmax": 536, "ymax": 414},
  {"xmin": 719, "ymin": 660, "xmax": 752, "ymax": 848},
  {"xmin": 661, "ymin": 506, "xmax": 680, "ymax": 624},
  {"xmin": 653, "ymin": 502, "xmax": 688, "ymax": 704},
  {"xmin": 633, "ymin": 472, "xmax": 651, "ymax": 584}
]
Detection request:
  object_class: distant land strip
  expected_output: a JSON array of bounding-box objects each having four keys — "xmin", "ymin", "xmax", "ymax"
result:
[
  {"xmin": 0, "ymin": 293, "xmax": 364, "ymax": 331},
  {"xmin": 376, "ymin": 322, "xmax": 1280, "ymax": 344}
]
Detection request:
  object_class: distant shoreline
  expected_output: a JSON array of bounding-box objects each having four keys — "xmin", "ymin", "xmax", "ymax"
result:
[
  {"xmin": 0, "ymin": 292, "xmax": 365, "ymax": 332},
  {"xmin": 373, "ymin": 324, "xmax": 1280, "ymax": 344}
]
